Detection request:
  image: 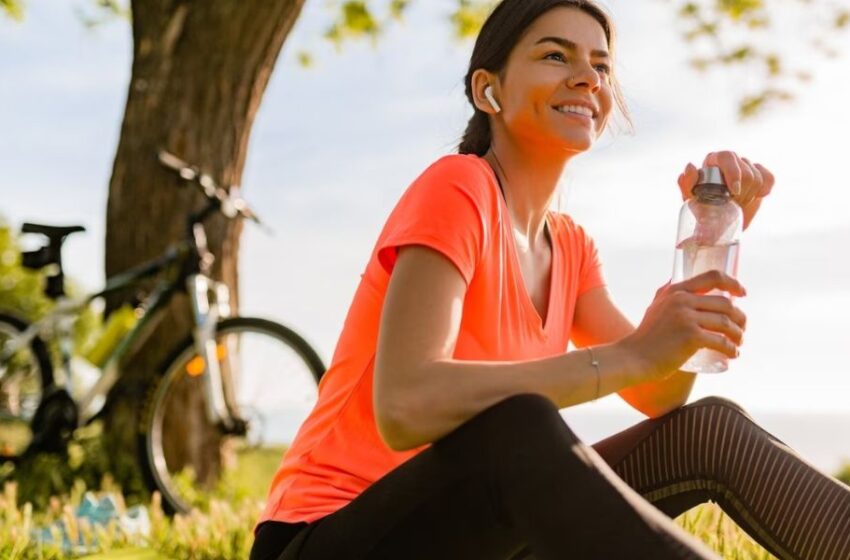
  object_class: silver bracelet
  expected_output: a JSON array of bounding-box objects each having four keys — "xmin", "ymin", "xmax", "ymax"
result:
[{"xmin": 587, "ymin": 346, "xmax": 600, "ymax": 403}]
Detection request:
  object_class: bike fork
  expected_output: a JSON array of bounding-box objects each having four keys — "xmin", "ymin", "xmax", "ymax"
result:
[{"xmin": 187, "ymin": 274, "xmax": 235, "ymax": 431}]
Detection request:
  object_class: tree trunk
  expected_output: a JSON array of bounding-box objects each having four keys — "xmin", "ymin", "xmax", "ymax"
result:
[{"xmin": 103, "ymin": 0, "xmax": 305, "ymax": 496}]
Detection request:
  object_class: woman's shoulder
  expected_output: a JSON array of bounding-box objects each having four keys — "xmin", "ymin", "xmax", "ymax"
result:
[
  {"xmin": 412, "ymin": 153, "xmax": 497, "ymax": 201},
  {"xmin": 422, "ymin": 152, "xmax": 491, "ymax": 177},
  {"xmin": 548, "ymin": 211, "xmax": 596, "ymax": 244}
]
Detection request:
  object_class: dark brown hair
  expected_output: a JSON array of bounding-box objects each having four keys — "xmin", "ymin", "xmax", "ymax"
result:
[{"xmin": 457, "ymin": 0, "xmax": 633, "ymax": 156}]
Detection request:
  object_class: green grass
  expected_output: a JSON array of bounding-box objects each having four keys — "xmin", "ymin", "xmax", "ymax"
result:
[
  {"xmin": 79, "ymin": 550, "xmax": 165, "ymax": 560},
  {"xmin": 6, "ymin": 446, "xmax": 849, "ymax": 559}
]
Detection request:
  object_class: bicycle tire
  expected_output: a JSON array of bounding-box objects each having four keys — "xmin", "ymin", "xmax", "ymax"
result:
[
  {"xmin": 0, "ymin": 312, "xmax": 54, "ymax": 458},
  {"xmin": 138, "ymin": 316, "xmax": 326, "ymax": 515}
]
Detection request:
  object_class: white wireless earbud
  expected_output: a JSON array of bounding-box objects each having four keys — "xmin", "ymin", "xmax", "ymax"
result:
[{"xmin": 484, "ymin": 85, "xmax": 502, "ymax": 113}]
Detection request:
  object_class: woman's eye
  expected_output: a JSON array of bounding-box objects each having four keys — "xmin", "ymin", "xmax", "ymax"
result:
[{"xmin": 545, "ymin": 52, "xmax": 610, "ymax": 75}]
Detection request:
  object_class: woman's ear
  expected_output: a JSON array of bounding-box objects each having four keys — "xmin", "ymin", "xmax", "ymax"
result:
[{"xmin": 471, "ymin": 69, "xmax": 501, "ymax": 115}]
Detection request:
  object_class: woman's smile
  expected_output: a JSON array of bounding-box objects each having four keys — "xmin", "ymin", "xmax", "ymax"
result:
[{"xmin": 552, "ymin": 105, "xmax": 595, "ymax": 126}]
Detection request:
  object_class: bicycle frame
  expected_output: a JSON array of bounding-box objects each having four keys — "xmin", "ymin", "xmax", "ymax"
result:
[
  {"xmin": 2, "ymin": 237, "xmax": 237, "ymax": 430},
  {"xmin": 1, "ymin": 150, "xmax": 265, "ymax": 451}
]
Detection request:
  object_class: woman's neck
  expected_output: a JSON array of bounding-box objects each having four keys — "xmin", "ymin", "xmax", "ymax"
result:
[{"xmin": 483, "ymin": 139, "xmax": 572, "ymax": 252}]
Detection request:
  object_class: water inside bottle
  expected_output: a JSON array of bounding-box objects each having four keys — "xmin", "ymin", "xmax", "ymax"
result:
[
  {"xmin": 672, "ymin": 238, "xmax": 740, "ymax": 373},
  {"xmin": 673, "ymin": 238, "xmax": 740, "ymax": 284}
]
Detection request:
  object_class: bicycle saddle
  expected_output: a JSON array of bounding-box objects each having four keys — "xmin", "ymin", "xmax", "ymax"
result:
[
  {"xmin": 21, "ymin": 223, "xmax": 86, "ymax": 238},
  {"xmin": 20, "ymin": 223, "xmax": 86, "ymax": 299}
]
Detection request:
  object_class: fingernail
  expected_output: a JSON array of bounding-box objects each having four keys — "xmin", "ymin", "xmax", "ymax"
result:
[{"xmin": 733, "ymin": 180, "xmax": 742, "ymax": 195}]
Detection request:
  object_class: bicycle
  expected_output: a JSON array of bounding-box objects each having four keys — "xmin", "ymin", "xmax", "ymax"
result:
[{"xmin": 0, "ymin": 150, "xmax": 326, "ymax": 514}]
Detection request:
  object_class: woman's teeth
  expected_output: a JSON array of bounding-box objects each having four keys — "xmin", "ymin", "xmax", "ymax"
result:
[{"xmin": 554, "ymin": 105, "xmax": 594, "ymax": 118}]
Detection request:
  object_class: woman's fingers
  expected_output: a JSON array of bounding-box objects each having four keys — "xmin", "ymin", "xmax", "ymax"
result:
[
  {"xmin": 695, "ymin": 309, "xmax": 745, "ymax": 346},
  {"xmin": 678, "ymin": 162, "xmax": 700, "ymax": 201},
  {"xmin": 696, "ymin": 328, "xmax": 740, "ymax": 358},
  {"xmin": 671, "ymin": 269, "xmax": 746, "ymax": 298},
  {"xmin": 704, "ymin": 151, "xmax": 743, "ymax": 195},
  {"xmin": 753, "ymin": 162, "xmax": 775, "ymax": 197},
  {"xmin": 689, "ymin": 293, "xmax": 747, "ymax": 329},
  {"xmin": 740, "ymin": 157, "xmax": 762, "ymax": 206}
]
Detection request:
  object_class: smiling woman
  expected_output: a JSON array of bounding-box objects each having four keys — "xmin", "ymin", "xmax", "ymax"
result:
[{"xmin": 249, "ymin": 1, "xmax": 850, "ymax": 559}]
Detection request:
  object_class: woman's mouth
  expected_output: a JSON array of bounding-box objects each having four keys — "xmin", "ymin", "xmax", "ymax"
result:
[{"xmin": 552, "ymin": 105, "xmax": 595, "ymax": 126}]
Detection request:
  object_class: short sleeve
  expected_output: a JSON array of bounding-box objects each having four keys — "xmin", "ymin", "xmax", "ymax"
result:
[
  {"xmin": 376, "ymin": 155, "xmax": 492, "ymax": 286},
  {"xmin": 576, "ymin": 224, "xmax": 608, "ymax": 298}
]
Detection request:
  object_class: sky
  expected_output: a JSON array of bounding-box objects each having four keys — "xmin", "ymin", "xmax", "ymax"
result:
[{"xmin": 2, "ymin": 0, "xmax": 849, "ymax": 426}]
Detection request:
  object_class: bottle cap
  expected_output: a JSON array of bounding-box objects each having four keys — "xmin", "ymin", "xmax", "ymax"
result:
[
  {"xmin": 697, "ymin": 166, "xmax": 726, "ymax": 187},
  {"xmin": 692, "ymin": 166, "xmax": 730, "ymax": 198}
]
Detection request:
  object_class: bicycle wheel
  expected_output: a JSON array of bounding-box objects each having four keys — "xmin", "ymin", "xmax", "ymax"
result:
[
  {"xmin": 0, "ymin": 313, "xmax": 53, "ymax": 458},
  {"xmin": 139, "ymin": 316, "xmax": 325, "ymax": 514}
]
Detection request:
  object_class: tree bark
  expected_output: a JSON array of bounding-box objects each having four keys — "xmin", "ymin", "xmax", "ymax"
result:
[{"xmin": 103, "ymin": 0, "xmax": 305, "ymax": 495}]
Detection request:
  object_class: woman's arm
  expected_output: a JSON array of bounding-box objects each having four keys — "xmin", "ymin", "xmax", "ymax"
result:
[
  {"xmin": 373, "ymin": 245, "xmax": 647, "ymax": 452},
  {"xmin": 571, "ymin": 286, "xmax": 697, "ymax": 418}
]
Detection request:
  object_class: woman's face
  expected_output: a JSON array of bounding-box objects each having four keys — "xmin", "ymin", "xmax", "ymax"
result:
[{"xmin": 494, "ymin": 7, "xmax": 614, "ymax": 155}]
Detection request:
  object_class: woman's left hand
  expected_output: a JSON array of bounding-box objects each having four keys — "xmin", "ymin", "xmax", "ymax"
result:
[{"xmin": 677, "ymin": 151, "xmax": 775, "ymax": 231}]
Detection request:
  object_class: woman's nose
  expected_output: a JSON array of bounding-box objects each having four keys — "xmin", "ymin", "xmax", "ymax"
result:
[{"xmin": 567, "ymin": 59, "xmax": 602, "ymax": 93}]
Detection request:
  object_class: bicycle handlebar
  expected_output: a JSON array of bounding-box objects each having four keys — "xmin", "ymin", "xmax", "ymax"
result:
[{"xmin": 156, "ymin": 150, "xmax": 266, "ymax": 229}]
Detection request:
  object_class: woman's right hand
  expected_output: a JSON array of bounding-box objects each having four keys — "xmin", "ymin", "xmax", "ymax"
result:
[{"xmin": 622, "ymin": 270, "xmax": 748, "ymax": 382}]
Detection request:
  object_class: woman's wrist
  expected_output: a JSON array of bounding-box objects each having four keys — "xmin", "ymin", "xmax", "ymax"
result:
[
  {"xmin": 613, "ymin": 337, "xmax": 657, "ymax": 387},
  {"xmin": 571, "ymin": 342, "xmax": 650, "ymax": 404}
]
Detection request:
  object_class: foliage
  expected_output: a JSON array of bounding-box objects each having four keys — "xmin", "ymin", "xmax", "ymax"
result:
[
  {"xmin": 2, "ymin": 421, "xmax": 148, "ymax": 513},
  {"xmin": 836, "ymin": 459, "xmax": 850, "ymax": 487},
  {"xmin": 0, "ymin": 222, "xmax": 100, "ymax": 360},
  {"xmin": 666, "ymin": 0, "xmax": 849, "ymax": 119},
  {"xmin": 0, "ymin": 0, "xmax": 23, "ymax": 21},
  {"xmin": 0, "ymin": 222, "xmax": 54, "ymax": 325},
  {"xmin": 4, "ymin": 0, "xmax": 848, "ymax": 120},
  {"xmin": 1, "ymin": 446, "xmax": 286, "ymax": 559},
  {"xmin": 677, "ymin": 502, "xmax": 775, "ymax": 559},
  {"xmin": 73, "ymin": 0, "xmax": 130, "ymax": 29},
  {"xmin": 316, "ymin": 0, "xmax": 849, "ymax": 120}
]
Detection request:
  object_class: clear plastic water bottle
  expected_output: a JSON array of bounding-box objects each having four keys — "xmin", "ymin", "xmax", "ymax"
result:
[{"xmin": 672, "ymin": 166, "xmax": 743, "ymax": 373}]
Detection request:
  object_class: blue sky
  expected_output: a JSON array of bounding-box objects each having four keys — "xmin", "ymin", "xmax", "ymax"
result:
[{"xmin": 2, "ymin": 0, "xmax": 849, "ymax": 419}]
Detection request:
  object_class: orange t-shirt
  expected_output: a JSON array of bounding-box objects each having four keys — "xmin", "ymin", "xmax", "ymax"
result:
[{"xmin": 256, "ymin": 153, "xmax": 607, "ymax": 526}]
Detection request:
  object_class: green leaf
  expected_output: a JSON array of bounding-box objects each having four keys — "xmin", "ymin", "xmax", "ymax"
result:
[
  {"xmin": 296, "ymin": 50, "xmax": 314, "ymax": 68},
  {"xmin": 738, "ymin": 88, "xmax": 793, "ymax": 119},
  {"xmin": 340, "ymin": 1, "xmax": 379, "ymax": 37},
  {"xmin": 389, "ymin": 0, "xmax": 410, "ymax": 21},
  {"xmin": 679, "ymin": 2, "xmax": 700, "ymax": 17},
  {"xmin": 0, "ymin": 0, "xmax": 24, "ymax": 21},
  {"xmin": 764, "ymin": 53, "xmax": 781, "ymax": 75},
  {"xmin": 720, "ymin": 45, "xmax": 753, "ymax": 63},
  {"xmin": 449, "ymin": 0, "xmax": 496, "ymax": 40},
  {"xmin": 322, "ymin": 0, "xmax": 382, "ymax": 50},
  {"xmin": 717, "ymin": 0, "xmax": 765, "ymax": 21}
]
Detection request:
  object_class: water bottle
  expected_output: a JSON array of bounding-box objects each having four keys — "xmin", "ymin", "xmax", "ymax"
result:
[
  {"xmin": 81, "ymin": 304, "xmax": 139, "ymax": 368},
  {"xmin": 672, "ymin": 166, "xmax": 743, "ymax": 373}
]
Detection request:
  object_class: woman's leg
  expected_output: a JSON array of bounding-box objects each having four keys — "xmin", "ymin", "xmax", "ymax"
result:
[
  {"xmin": 584, "ymin": 395, "xmax": 850, "ymax": 560},
  {"xmin": 275, "ymin": 393, "xmax": 720, "ymax": 560},
  {"xmin": 251, "ymin": 521, "xmax": 310, "ymax": 560}
]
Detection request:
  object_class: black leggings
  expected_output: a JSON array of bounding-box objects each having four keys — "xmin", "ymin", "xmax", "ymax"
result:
[{"xmin": 250, "ymin": 393, "xmax": 850, "ymax": 559}]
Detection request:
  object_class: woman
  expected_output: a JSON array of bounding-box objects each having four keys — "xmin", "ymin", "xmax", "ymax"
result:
[{"xmin": 251, "ymin": 1, "xmax": 850, "ymax": 558}]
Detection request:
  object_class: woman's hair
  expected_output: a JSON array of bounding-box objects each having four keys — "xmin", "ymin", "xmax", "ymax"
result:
[{"xmin": 457, "ymin": 0, "xmax": 633, "ymax": 156}]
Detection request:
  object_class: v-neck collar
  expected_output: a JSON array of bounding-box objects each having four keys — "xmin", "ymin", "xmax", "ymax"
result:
[{"xmin": 476, "ymin": 155, "xmax": 559, "ymax": 334}]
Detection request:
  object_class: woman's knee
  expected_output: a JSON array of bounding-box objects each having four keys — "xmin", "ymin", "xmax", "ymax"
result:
[
  {"xmin": 477, "ymin": 393, "xmax": 581, "ymax": 447},
  {"xmin": 687, "ymin": 394, "xmax": 754, "ymax": 421},
  {"xmin": 484, "ymin": 392, "xmax": 563, "ymax": 426}
]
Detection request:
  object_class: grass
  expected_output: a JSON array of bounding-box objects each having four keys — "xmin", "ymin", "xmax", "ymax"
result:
[
  {"xmin": 79, "ymin": 551, "xmax": 164, "ymax": 560},
  {"xmin": 5, "ymin": 446, "xmax": 849, "ymax": 559}
]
